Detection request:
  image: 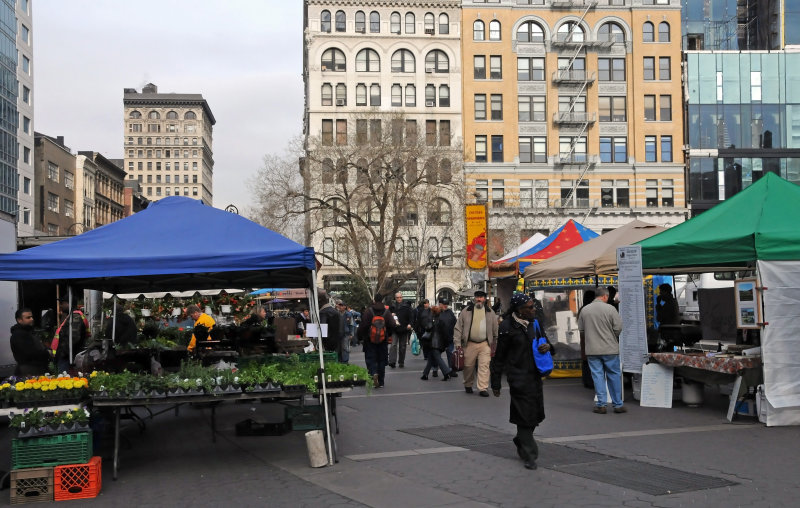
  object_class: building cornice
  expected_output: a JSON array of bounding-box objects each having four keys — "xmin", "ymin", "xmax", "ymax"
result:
[
  {"xmin": 123, "ymin": 97, "xmax": 216, "ymax": 125},
  {"xmin": 307, "ymin": 0, "xmax": 459, "ymax": 8}
]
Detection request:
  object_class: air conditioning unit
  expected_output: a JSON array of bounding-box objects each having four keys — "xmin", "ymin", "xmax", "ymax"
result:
[
  {"xmin": 355, "ymin": 27, "xmax": 366, "ymax": 33},
  {"xmin": 425, "ymin": 100, "xmax": 435, "ymax": 107},
  {"xmin": 336, "ymin": 99, "xmax": 345, "ymax": 106},
  {"xmin": 425, "ymin": 28, "xmax": 435, "ymax": 35}
]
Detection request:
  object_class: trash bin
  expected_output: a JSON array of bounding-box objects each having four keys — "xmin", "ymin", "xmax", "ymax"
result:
[{"xmin": 305, "ymin": 430, "xmax": 327, "ymax": 468}]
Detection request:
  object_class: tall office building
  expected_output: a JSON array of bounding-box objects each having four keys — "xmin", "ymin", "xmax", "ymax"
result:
[
  {"xmin": 303, "ymin": 0, "xmax": 464, "ymax": 301},
  {"xmin": 0, "ymin": 0, "xmax": 19, "ymax": 225},
  {"xmin": 16, "ymin": 0, "xmax": 33, "ymax": 235},
  {"xmin": 123, "ymin": 83, "xmax": 216, "ymax": 205},
  {"xmin": 462, "ymin": 0, "xmax": 687, "ymax": 260}
]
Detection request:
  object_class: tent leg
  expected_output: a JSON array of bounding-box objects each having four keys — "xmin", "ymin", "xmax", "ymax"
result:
[{"xmin": 309, "ymin": 271, "xmax": 335, "ymax": 466}]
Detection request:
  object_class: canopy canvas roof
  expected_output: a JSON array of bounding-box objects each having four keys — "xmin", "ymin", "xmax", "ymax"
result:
[
  {"xmin": 492, "ymin": 232, "xmax": 547, "ymax": 265},
  {"xmin": 0, "ymin": 196, "xmax": 317, "ymax": 294},
  {"xmin": 637, "ymin": 173, "xmax": 800, "ymax": 272},
  {"xmin": 524, "ymin": 220, "xmax": 665, "ymax": 281},
  {"xmin": 515, "ymin": 219, "xmax": 598, "ymax": 273}
]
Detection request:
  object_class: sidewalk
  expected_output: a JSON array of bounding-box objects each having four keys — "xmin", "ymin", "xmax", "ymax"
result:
[{"xmin": 3, "ymin": 349, "xmax": 798, "ymax": 507}]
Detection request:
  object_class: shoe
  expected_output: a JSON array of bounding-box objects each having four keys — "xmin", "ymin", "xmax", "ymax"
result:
[
  {"xmin": 379, "ymin": 383, "xmax": 385, "ymax": 388},
  {"xmin": 449, "ymin": 371, "xmax": 458, "ymax": 378},
  {"xmin": 388, "ymin": 363, "xmax": 396, "ymax": 369},
  {"xmin": 479, "ymin": 390, "xmax": 490, "ymax": 397},
  {"xmin": 465, "ymin": 387, "xmax": 474, "ymax": 394},
  {"xmin": 613, "ymin": 406, "xmax": 627, "ymax": 414},
  {"xmin": 513, "ymin": 437, "xmax": 525, "ymax": 460},
  {"xmin": 593, "ymin": 406, "xmax": 607, "ymax": 414},
  {"xmin": 432, "ymin": 371, "xmax": 438, "ymax": 378},
  {"xmin": 524, "ymin": 461, "xmax": 538, "ymax": 470},
  {"xmin": 372, "ymin": 373, "xmax": 379, "ymax": 387},
  {"xmin": 420, "ymin": 375, "xmax": 428, "ymax": 380},
  {"xmin": 399, "ymin": 364, "xmax": 404, "ymax": 368},
  {"xmin": 442, "ymin": 373, "xmax": 452, "ymax": 381}
]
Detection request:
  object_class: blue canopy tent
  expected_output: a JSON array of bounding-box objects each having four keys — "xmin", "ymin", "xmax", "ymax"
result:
[{"xmin": 0, "ymin": 196, "xmax": 338, "ymax": 464}]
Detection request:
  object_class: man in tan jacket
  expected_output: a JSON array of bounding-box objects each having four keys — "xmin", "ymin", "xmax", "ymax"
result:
[{"xmin": 454, "ymin": 290, "xmax": 499, "ymax": 397}]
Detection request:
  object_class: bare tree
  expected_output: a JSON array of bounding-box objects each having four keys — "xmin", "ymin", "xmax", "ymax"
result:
[{"xmin": 302, "ymin": 112, "xmax": 465, "ymax": 297}]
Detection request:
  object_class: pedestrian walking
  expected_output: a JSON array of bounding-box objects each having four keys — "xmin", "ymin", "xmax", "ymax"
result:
[
  {"xmin": 576, "ymin": 287, "xmax": 625, "ymax": 414},
  {"xmin": 414, "ymin": 299, "xmax": 438, "ymax": 377},
  {"xmin": 420, "ymin": 305, "xmax": 456, "ymax": 381},
  {"xmin": 453, "ymin": 290, "xmax": 499, "ymax": 396},
  {"xmin": 490, "ymin": 293, "xmax": 554, "ymax": 470},
  {"xmin": 357, "ymin": 294, "xmax": 395, "ymax": 388},
  {"xmin": 437, "ymin": 298, "xmax": 458, "ymax": 378},
  {"xmin": 388, "ymin": 292, "xmax": 413, "ymax": 368}
]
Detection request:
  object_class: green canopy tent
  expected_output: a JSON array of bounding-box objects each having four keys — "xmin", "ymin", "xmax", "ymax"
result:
[{"xmin": 637, "ymin": 173, "xmax": 800, "ymax": 426}]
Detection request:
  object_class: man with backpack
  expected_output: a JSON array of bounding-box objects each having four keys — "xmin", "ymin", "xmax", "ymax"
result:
[{"xmin": 357, "ymin": 294, "xmax": 395, "ymax": 388}]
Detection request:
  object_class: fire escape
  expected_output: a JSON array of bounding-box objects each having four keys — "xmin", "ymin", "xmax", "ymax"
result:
[{"xmin": 551, "ymin": 0, "xmax": 601, "ymax": 209}]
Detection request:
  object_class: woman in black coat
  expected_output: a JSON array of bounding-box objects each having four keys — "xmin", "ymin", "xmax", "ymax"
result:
[
  {"xmin": 420, "ymin": 306, "xmax": 455, "ymax": 381},
  {"xmin": 490, "ymin": 293, "xmax": 553, "ymax": 470}
]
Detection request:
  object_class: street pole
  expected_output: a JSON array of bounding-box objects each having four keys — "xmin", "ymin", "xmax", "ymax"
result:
[{"xmin": 428, "ymin": 254, "xmax": 439, "ymax": 302}]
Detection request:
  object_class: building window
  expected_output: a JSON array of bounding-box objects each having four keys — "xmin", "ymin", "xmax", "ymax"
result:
[
  {"xmin": 660, "ymin": 95, "xmax": 672, "ymax": 121},
  {"xmin": 662, "ymin": 179, "xmax": 674, "ymax": 206},
  {"xmin": 557, "ymin": 21, "xmax": 584, "ymax": 42},
  {"xmin": 355, "ymin": 11, "xmax": 366, "ymax": 32},
  {"xmin": 336, "ymin": 119, "xmax": 348, "ymax": 145},
  {"xmin": 64, "ymin": 172, "xmax": 74, "ymax": 190},
  {"xmin": 520, "ymin": 180, "xmax": 533, "ymax": 208},
  {"xmin": 370, "ymin": 11, "xmax": 380, "ymax": 32},
  {"xmin": 391, "ymin": 49, "xmax": 415, "ymax": 72},
  {"xmin": 405, "ymin": 85, "xmax": 416, "ymax": 106},
  {"xmin": 473, "ymin": 20, "xmax": 485, "ymax": 41},
  {"xmin": 558, "ymin": 95, "xmax": 586, "ymax": 116},
  {"xmin": 129, "ymin": 123, "xmax": 142, "ymax": 133},
  {"xmin": 336, "ymin": 84, "xmax": 347, "ymax": 105},
  {"xmin": 644, "ymin": 95, "xmax": 656, "ymax": 121},
  {"xmin": 599, "ymin": 137, "xmax": 627, "ymax": 163},
  {"xmin": 22, "ymin": 55, "xmax": 30, "ymax": 74},
  {"xmin": 334, "ymin": 10, "xmax": 345, "ymax": 32},
  {"xmin": 390, "ymin": 12, "xmax": 401, "ymax": 34},
  {"xmin": 474, "ymin": 55, "xmax": 486, "ymax": 79},
  {"xmin": 439, "ymin": 121, "xmax": 450, "ymax": 146},
  {"xmin": 47, "ymin": 193, "xmax": 59, "ymax": 212},
  {"xmin": 598, "ymin": 58, "xmax": 626, "ymax": 81},
  {"xmin": 490, "ymin": 55, "xmax": 502, "ymax": 79},
  {"xmin": 601, "ymin": 180, "xmax": 629, "ymax": 208},
  {"xmin": 322, "ymin": 119, "xmax": 333, "ymax": 145},
  {"xmin": 517, "ymin": 57, "xmax": 544, "ymax": 81},
  {"xmin": 356, "ymin": 49, "xmax": 380, "ymax": 72},
  {"xmin": 475, "ymin": 179, "xmax": 488, "ymax": 203},
  {"xmin": 659, "ymin": 22, "xmax": 670, "ymax": 42},
  {"xmin": 424, "ymin": 12, "xmax": 435, "ymax": 33},
  {"xmin": 184, "ymin": 111, "xmax": 197, "ymax": 120},
  {"xmin": 489, "ymin": 94, "xmax": 503, "ymax": 120},
  {"xmin": 560, "ymin": 180, "xmax": 589, "ymax": 207},
  {"xmin": 598, "ymin": 22, "xmax": 625, "ymax": 43},
  {"xmin": 439, "ymin": 13, "xmax": 449, "ymax": 34},
  {"xmin": 441, "ymin": 237, "xmax": 453, "ymax": 265},
  {"xmin": 392, "ymin": 84, "xmax": 402, "ymax": 106},
  {"xmin": 475, "ymin": 94, "xmax": 486, "ymax": 120},
  {"xmin": 491, "ymin": 135, "xmax": 504, "ymax": 162},
  {"xmin": 23, "ymin": 176, "xmax": 31, "ymax": 194},
  {"xmin": 519, "ymin": 96, "xmax": 545, "ymax": 122},
  {"xmin": 356, "ymin": 84, "xmax": 367, "ymax": 106},
  {"xmin": 321, "ymin": 10, "xmax": 331, "ymax": 32},
  {"xmin": 489, "ymin": 20, "xmax": 501, "ymax": 40},
  {"xmin": 643, "ymin": 22, "xmax": 654, "ymax": 42},
  {"xmin": 646, "ymin": 179, "xmax": 659, "ymax": 207},
  {"xmin": 426, "ymin": 120, "xmax": 437, "ymax": 146},
  {"xmin": 192, "ymin": 187, "xmax": 198, "ymax": 196},
  {"xmin": 322, "ymin": 238, "xmax": 334, "ymax": 265},
  {"xmin": 428, "ymin": 198, "xmax": 452, "ymax": 226},
  {"xmin": 48, "ymin": 163, "xmax": 59, "ymax": 182},
  {"xmin": 519, "ymin": 136, "xmax": 546, "ymax": 163},
  {"xmin": 517, "ymin": 21, "xmax": 544, "ymax": 43},
  {"xmin": 405, "ymin": 120, "xmax": 417, "ymax": 145},
  {"xmin": 425, "ymin": 50, "xmax": 449, "ymax": 73},
  {"xmin": 405, "ymin": 13, "xmax": 415, "ymax": 34},
  {"xmin": 645, "ymin": 136, "xmax": 657, "ymax": 162},
  {"xmin": 659, "ymin": 57, "xmax": 671, "ymax": 80},
  {"xmin": 491, "ymin": 179, "xmax": 505, "ymax": 208},
  {"xmin": 22, "ymin": 209, "xmax": 30, "ymax": 225},
  {"xmin": 321, "ymin": 48, "xmax": 346, "ymax": 72},
  {"xmin": 47, "ymin": 224, "xmax": 58, "ymax": 235},
  {"xmin": 370, "ymin": 84, "xmax": 381, "ymax": 106},
  {"xmin": 661, "ymin": 136, "xmax": 673, "ymax": 162},
  {"xmin": 560, "ymin": 137, "xmax": 587, "ymax": 162},
  {"xmin": 166, "ymin": 111, "xmax": 178, "ymax": 119},
  {"xmin": 598, "ymin": 96, "xmax": 626, "ymax": 122},
  {"xmin": 23, "ymin": 146, "xmax": 30, "ymax": 164},
  {"xmin": 751, "ymin": 71, "xmax": 762, "ymax": 101},
  {"xmin": 22, "ymin": 116, "xmax": 30, "ymax": 134},
  {"xmin": 22, "ymin": 86, "xmax": 30, "ymax": 104},
  {"xmin": 643, "ymin": 57, "xmax": 655, "ymax": 80},
  {"xmin": 425, "ymin": 85, "xmax": 436, "ymax": 107},
  {"xmin": 439, "ymin": 85, "xmax": 450, "ymax": 107},
  {"xmin": 475, "ymin": 136, "xmax": 487, "ymax": 163}
]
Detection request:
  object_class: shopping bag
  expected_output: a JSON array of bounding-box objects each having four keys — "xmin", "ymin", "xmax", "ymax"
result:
[
  {"xmin": 410, "ymin": 331, "xmax": 421, "ymax": 356},
  {"xmin": 532, "ymin": 320, "xmax": 553, "ymax": 377}
]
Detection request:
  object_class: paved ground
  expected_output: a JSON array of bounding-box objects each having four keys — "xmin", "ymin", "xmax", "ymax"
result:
[{"xmin": 2, "ymin": 349, "xmax": 799, "ymax": 507}]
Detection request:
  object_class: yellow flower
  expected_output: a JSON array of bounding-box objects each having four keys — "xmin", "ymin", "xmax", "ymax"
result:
[
  {"xmin": 41, "ymin": 385, "xmax": 49, "ymax": 392},
  {"xmin": 15, "ymin": 382, "xmax": 25, "ymax": 391},
  {"xmin": 90, "ymin": 371, "xmax": 98, "ymax": 378},
  {"xmin": 32, "ymin": 382, "xmax": 42, "ymax": 389},
  {"xmin": 64, "ymin": 381, "xmax": 74, "ymax": 390}
]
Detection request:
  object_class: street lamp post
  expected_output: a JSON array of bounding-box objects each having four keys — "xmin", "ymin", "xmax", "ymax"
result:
[{"xmin": 427, "ymin": 254, "xmax": 439, "ymax": 301}]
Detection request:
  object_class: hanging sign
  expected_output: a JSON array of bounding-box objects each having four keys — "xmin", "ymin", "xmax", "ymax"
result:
[{"xmin": 465, "ymin": 204, "xmax": 488, "ymax": 270}]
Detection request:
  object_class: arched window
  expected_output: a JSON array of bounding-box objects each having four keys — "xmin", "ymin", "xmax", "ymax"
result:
[
  {"xmin": 425, "ymin": 158, "xmax": 438, "ymax": 184},
  {"xmin": 184, "ymin": 111, "xmax": 196, "ymax": 120},
  {"xmin": 391, "ymin": 84, "xmax": 403, "ymax": 106},
  {"xmin": 321, "ymin": 158, "xmax": 335, "ymax": 184},
  {"xmin": 320, "ymin": 10, "xmax": 331, "ymax": 32},
  {"xmin": 166, "ymin": 111, "xmax": 178, "ymax": 119},
  {"xmin": 439, "ymin": 13, "xmax": 449, "ymax": 34},
  {"xmin": 406, "ymin": 237, "xmax": 419, "ymax": 264},
  {"xmin": 642, "ymin": 21, "xmax": 654, "ymax": 42},
  {"xmin": 405, "ymin": 84, "xmax": 416, "ymax": 106},
  {"xmin": 405, "ymin": 13, "xmax": 415, "ymax": 34},
  {"xmin": 355, "ymin": 11, "xmax": 365, "ymax": 32},
  {"xmin": 489, "ymin": 20, "xmax": 501, "ymax": 40},
  {"xmin": 440, "ymin": 159, "xmax": 452, "ymax": 183},
  {"xmin": 147, "ymin": 138, "xmax": 152, "ymax": 146},
  {"xmin": 428, "ymin": 198, "xmax": 452, "ymax": 226},
  {"xmin": 391, "ymin": 49, "xmax": 415, "ymax": 72},
  {"xmin": 129, "ymin": 111, "xmax": 141, "ymax": 119},
  {"xmin": 321, "ymin": 48, "xmax": 346, "ymax": 71},
  {"xmin": 394, "ymin": 238, "xmax": 405, "ymax": 264},
  {"xmin": 338, "ymin": 238, "xmax": 350, "ymax": 264},
  {"xmin": 356, "ymin": 84, "xmax": 367, "ymax": 106},
  {"xmin": 425, "ymin": 50, "xmax": 449, "ymax": 73},
  {"xmin": 517, "ymin": 21, "xmax": 544, "ymax": 43},
  {"xmin": 335, "ymin": 10, "xmax": 345, "ymax": 32},
  {"xmin": 427, "ymin": 237, "xmax": 439, "ymax": 258},
  {"xmin": 322, "ymin": 238, "xmax": 334, "ymax": 265},
  {"xmin": 403, "ymin": 201, "xmax": 418, "ymax": 225},
  {"xmin": 335, "ymin": 84, "xmax": 347, "ymax": 105},
  {"xmin": 336, "ymin": 158, "xmax": 348, "ymax": 186},
  {"xmin": 441, "ymin": 237, "xmax": 453, "ymax": 265},
  {"xmin": 473, "ymin": 20, "xmax": 485, "ymax": 41},
  {"xmin": 439, "ymin": 85, "xmax": 450, "ymax": 107},
  {"xmin": 557, "ymin": 22, "xmax": 584, "ymax": 42},
  {"xmin": 424, "ymin": 13, "xmax": 435, "ymax": 33},
  {"xmin": 370, "ymin": 11, "xmax": 380, "ymax": 33},
  {"xmin": 405, "ymin": 158, "xmax": 417, "ymax": 183},
  {"xmin": 356, "ymin": 48, "xmax": 380, "ymax": 72},
  {"xmin": 659, "ymin": 21, "xmax": 670, "ymax": 42},
  {"xmin": 149, "ymin": 111, "xmax": 160, "ymax": 120},
  {"xmin": 390, "ymin": 12, "xmax": 401, "ymax": 34},
  {"xmin": 599, "ymin": 22, "xmax": 625, "ymax": 43},
  {"xmin": 321, "ymin": 83, "xmax": 332, "ymax": 106}
]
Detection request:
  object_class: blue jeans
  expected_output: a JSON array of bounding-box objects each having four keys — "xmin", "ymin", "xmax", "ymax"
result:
[
  {"xmin": 422, "ymin": 349, "xmax": 451, "ymax": 377},
  {"xmin": 587, "ymin": 355, "xmax": 623, "ymax": 408}
]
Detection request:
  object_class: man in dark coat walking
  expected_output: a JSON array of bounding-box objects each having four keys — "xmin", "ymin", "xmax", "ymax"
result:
[
  {"xmin": 437, "ymin": 298, "xmax": 458, "ymax": 377},
  {"xmin": 388, "ymin": 292, "xmax": 414, "ymax": 368},
  {"xmin": 357, "ymin": 294, "xmax": 395, "ymax": 388}
]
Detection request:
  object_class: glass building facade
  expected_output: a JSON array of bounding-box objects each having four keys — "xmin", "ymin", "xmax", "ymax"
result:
[
  {"xmin": 0, "ymin": 0, "xmax": 17, "ymax": 217},
  {"xmin": 686, "ymin": 51, "xmax": 800, "ymax": 214}
]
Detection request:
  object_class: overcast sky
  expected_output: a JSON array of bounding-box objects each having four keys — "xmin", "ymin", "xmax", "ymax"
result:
[{"xmin": 33, "ymin": 0, "xmax": 304, "ymax": 210}]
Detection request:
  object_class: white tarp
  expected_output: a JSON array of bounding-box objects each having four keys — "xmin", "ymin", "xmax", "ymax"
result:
[
  {"xmin": 102, "ymin": 289, "xmax": 245, "ymax": 300},
  {"xmin": 757, "ymin": 261, "xmax": 800, "ymax": 424}
]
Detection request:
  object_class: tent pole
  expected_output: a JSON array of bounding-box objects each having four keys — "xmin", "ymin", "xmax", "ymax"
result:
[
  {"xmin": 112, "ymin": 296, "xmax": 117, "ymax": 344},
  {"xmin": 68, "ymin": 286, "xmax": 73, "ymax": 374},
  {"xmin": 309, "ymin": 271, "xmax": 334, "ymax": 466}
]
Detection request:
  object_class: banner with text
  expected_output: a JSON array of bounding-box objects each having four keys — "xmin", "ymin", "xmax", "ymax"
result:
[
  {"xmin": 616, "ymin": 245, "xmax": 649, "ymax": 374},
  {"xmin": 465, "ymin": 204, "xmax": 488, "ymax": 270}
]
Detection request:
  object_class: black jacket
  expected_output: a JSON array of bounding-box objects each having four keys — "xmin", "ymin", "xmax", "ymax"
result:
[
  {"xmin": 10, "ymin": 323, "xmax": 50, "ymax": 377},
  {"xmin": 319, "ymin": 303, "xmax": 341, "ymax": 352},
  {"xmin": 390, "ymin": 300, "xmax": 414, "ymax": 331},
  {"xmin": 490, "ymin": 316, "xmax": 554, "ymax": 427},
  {"xmin": 438, "ymin": 308, "xmax": 457, "ymax": 345},
  {"xmin": 104, "ymin": 312, "xmax": 138, "ymax": 344}
]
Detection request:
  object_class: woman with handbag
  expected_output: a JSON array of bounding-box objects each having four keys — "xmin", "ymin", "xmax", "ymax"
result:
[
  {"xmin": 490, "ymin": 293, "xmax": 554, "ymax": 470},
  {"xmin": 420, "ymin": 305, "xmax": 455, "ymax": 381}
]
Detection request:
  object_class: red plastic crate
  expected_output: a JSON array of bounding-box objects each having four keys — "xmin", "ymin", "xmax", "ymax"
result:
[
  {"xmin": 53, "ymin": 456, "xmax": 101, "ymax": 501},
  {"xmin": 10, "ymin": 466, "xmax": 53, "ymax": 504}
]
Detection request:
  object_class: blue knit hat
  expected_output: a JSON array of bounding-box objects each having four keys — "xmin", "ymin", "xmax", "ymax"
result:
[{"xmin": 510, "ymin": 293, "xmax": 531, "ymax": 311}]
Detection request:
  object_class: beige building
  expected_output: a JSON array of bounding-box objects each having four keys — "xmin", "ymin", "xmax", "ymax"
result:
[
  {"xmin": 303, "ymin": 0, "xmax": 467, "ymax": 302},
  {"xmin": 74, "ymin": 154, "xmax": 96, "ymax": 232},
  {"xmin": 16, "ymin": 0, "xmax": 35, "ymax": 236},
  {"xmin": 461, "ymin": 0, "xmax": 687, "ymax": 259},
  {"xmin": 78, "ymin": 152, "xmax": 125, "ymax": 228},
  {"xmin": 123, "ymin": 83, "xmax": 216, "ymax": 205}
]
